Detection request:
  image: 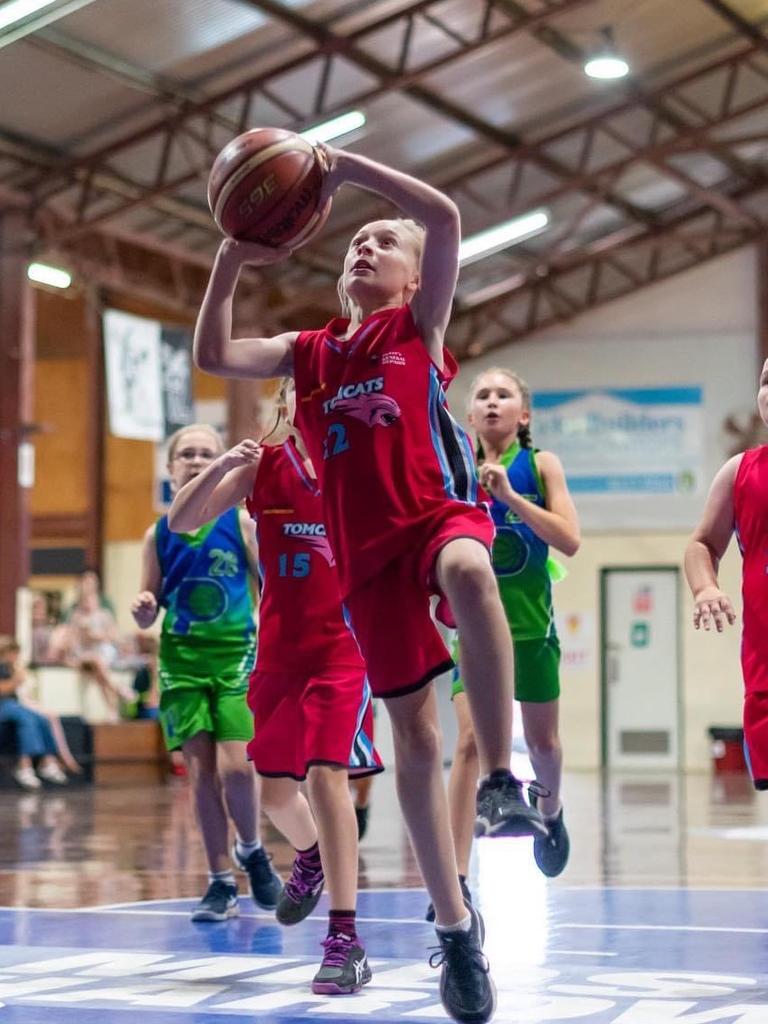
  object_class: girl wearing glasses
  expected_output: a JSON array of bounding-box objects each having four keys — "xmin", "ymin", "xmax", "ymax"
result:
[{"xmin": 131, "ymin": 423, "xmax": 282, "ymax": 922}]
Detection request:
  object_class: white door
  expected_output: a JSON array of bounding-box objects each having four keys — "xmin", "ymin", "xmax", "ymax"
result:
[{"xmin": 602, "ymin": 568, "xmax": 680, "ymax": 770}]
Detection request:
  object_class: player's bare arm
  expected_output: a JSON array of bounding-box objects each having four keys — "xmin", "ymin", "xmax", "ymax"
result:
[
  {"xmin": 685, "ymin": 453, "xmax": 742, "ymax": 632},
  {"xmin": 194, "ymin": 239, "xmax": 298, "ymax": 379},
  {"xmin": 168, "ymin": 441, "xmax": 263, "ymax": 533}
]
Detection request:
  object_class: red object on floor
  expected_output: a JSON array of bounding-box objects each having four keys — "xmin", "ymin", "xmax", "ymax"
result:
[{"xmin": 709, "ymin": 727, "xmax": 747, "ymax": 774}]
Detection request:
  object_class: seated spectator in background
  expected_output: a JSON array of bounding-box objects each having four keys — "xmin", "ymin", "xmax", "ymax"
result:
[
  {"xmin": 0, "ymin": 637, "xmax": 71, "ymax": 789},
  {"xmin": 30, "ymin": 592, "xmax": 58, "ymax": 666},
  {"xmin": 64, "ymin": 570, "xmax": 116, "ymax": 619},
  {"xmin": 48, "ymin": 570, "xmax": 130, "ymax": 715}
]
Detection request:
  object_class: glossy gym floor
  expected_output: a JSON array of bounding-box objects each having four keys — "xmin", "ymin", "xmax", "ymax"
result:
[{"xmin": 0, "ymin": 757, "xmax": 766, "ymax": 1023}]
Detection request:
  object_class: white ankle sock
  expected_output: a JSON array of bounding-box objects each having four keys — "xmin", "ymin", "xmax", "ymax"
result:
[
  {"xmin": 235, "ymin": 838, "xmax": 262, "ymax": 859},
  {"xmin": 435, "ymin": 914, "xmax": 472, "ymax": 934},
  {"xmin": 209, "ymin": 869, "xmax": 236, "ymax": 886}
]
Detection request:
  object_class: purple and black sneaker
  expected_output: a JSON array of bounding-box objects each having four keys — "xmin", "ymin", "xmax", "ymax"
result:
[
  {"xmin": 312, "ymin": 932, "xmax": 372, "ymax": 995},
  {"xmin": 275, "ymin": 854, "xmax": 324, "ymax": 925}
]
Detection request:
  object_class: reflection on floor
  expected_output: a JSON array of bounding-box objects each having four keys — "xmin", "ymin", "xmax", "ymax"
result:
[{"xmin": 0, "ymin": 765, "xmax": 766, "ymax": 1022}]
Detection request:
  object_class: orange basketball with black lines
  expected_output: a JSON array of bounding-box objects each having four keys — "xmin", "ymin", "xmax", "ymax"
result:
[{"xmin": 207, "ymin": 127, "xmax": 330, "ymax": 249}]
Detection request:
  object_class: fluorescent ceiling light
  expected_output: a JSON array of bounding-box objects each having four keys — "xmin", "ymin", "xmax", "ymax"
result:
[
  {"xmin": 28, "ymin": 262, "xmax": 72, "ymax": 288},
  {"xmin": 300, "ymin": 111, "xmax": 366, "ymax": 145},
  {"xmin": 0, "ymin": 0, "xmax": 59, "ymax": 31},
  {"xmin": 459, "ymin": 209, "xmax": 550, "ymax": 266},
  {"xmin": 584, "ymin": 55, "xmax": 629, "ymax": 80},
  {"xmin": 0, "ymin": 0, "xmax": 98, "ymax": 48}
]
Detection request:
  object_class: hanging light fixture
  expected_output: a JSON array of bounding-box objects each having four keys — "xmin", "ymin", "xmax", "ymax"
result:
[
  {"xmin": 27, "ymin": 261, "xmax": 72, "ymax": 289},
  {"xmin": 584, "ymin": 27, "xmax": 630, "ymax": 80}
]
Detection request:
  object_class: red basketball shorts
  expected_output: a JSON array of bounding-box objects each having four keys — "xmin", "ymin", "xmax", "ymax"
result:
[
  {"xmin": 343, "ymin": 505, "xmax": 494, "ymax": 699},
  {"xmin": 247, "ymin": 664, "xmax": 382, "ymax": 780}
]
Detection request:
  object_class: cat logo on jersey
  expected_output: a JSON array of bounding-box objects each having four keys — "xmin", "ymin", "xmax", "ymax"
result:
[
  {"xmin": 282, "ymin": 522, "xmax": 335, "ymax": 565},
  {"xmin": 333, "ymin": 392, "xmax": 401, "ymax": 427},
  {"xmin": 321, "ymin": 376, "xmax": 401, "ymax": 427}
]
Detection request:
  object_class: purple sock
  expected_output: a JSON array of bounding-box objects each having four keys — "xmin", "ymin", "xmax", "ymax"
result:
[
  {"xmin": 296, "ymin": 841, "xmax": 322, "ymax": 872},
  {"xmin": 328, "ymin": 909, "xmax": 357, "ymax": 940}
]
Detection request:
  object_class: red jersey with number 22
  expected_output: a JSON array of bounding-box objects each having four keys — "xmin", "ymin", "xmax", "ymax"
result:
[{"xmin": 293, "ymin": 304, "xmax": 482, "ymax": 597}]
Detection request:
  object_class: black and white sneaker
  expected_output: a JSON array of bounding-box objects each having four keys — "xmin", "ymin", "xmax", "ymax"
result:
[
  {"xmin": 425, "ymin": 874, "xmax": 472, "ymax": 924},
  {"xmin": 232, "ymin": 843, "xmax": 283, "ymax": 909},
  {"xmin": 275, "ymin": 854, "xmax": 325, "ymax": 925},
  {"xmin": 312, "ymin": 932, "xmax": 372, "ymax": 994},
  {"xmin": 190, "ymin": 879, "xmax": 238, "ymax": 922},
  {"xmin": 430, "ymin": 903, "xmax": 496, "ymax": 1024},
  {"xmin": 532, "ymin": 804, "xmax": 570, "ymax": 878},
  {"xmin": 475, "ymin": 769, "xmax": 547, "ymax": 838}
]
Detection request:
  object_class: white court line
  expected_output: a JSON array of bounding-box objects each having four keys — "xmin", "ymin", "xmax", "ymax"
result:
[
  {"xmin": 80, "ymin": 908, "xmax": 432, "ymax": 925},
  {"xmin": 6, "ymin": 905, "xmax": 757, "ymax": 935},
  {"xmin": 2, "ymin": 906, "xmax": 762, "ymax": 938},
  {"xmin": 551, "ymin": 950, "xmax": 618, "ymax": 957},
  {"xmin": 559, "ymin": 922, "xmax": 768, "ymax": 934},
  {"xmin": 0, "ymin": 904, "xmax": 430, "ymax": 926},
  {"xmin": 88, "ymin": 884, "xmax": 768, "ymax": 912},
  {"xmin": 544, "ymin": 884, "xmax": 768, "ymax": 892},
  {"xmin": 91, "ymin": 887, "xmax": 428, "ymax": 911},
  {"xmin": 0, "ymin": 906, "xmax": 96, "ymax": 914},
  {"xmin": 89, "ymin": 897, "xmax": 209, "ymax": 911}
]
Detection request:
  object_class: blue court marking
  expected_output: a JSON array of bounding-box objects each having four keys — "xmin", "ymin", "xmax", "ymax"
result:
[{"xmin": 1, "ymin": 888, "xmax": 768, "ymax": 1022}]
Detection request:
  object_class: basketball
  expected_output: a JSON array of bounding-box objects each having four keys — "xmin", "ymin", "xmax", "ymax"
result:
[{"xmin": 207, "ymin": 127, "xmax": 330, "ymax": 249}]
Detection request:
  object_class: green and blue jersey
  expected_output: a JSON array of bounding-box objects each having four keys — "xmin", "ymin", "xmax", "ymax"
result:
[{"xmin": 155, "ymin": 507, "xmax": 256, "ymax": 678}]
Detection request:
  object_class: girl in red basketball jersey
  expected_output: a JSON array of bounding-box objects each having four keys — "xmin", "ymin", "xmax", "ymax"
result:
[
  {"xmin": 194, "ymin": 145, "xmax": 546, "ymax": 1024},
  {"xmin": 169, "ymin": 380, "xmax": 382, "ymax": 995},
  {"xmin": 685, "ymin": 357, "xmax": 768, "ymax": 789}
]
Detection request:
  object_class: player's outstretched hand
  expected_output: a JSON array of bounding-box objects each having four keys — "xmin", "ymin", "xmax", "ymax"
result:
[
  {"xmin": 220, "ymin": 439, "xmax": 262, "ymax": 471},
  {"xmin": 693, "ymin": 586, "xmax": 737, "ymax": 632}
]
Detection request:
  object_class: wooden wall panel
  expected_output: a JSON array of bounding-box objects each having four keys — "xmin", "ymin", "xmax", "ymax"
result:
[
  {"xmin": 36, "ymin": 288, "xmax": 88, "ymax": 360},
  {"xmin": 193, "ymin": 364, "xmax": 227, "ymax": 402},
  {"xmin": 30, "ymin": 358, "xmax": 90, "ymax": 517},
  {"xmin": 103, "ymin": 434, "xmax": 155, "ymax": 544}
]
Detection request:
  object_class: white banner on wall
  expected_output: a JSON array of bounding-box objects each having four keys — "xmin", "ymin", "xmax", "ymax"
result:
[
  {"xmin": 103, "ymin": 309, "xmax": 164, "ymax": 441},
  {"xmin": 532, "ymin": 386, "xmax": 704, "ymax": 530}
]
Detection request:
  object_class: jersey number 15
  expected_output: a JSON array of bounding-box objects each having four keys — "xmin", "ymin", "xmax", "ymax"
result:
[{"xmin": 278, "ymin": 553, "xmax": 310, "ymax": 578}]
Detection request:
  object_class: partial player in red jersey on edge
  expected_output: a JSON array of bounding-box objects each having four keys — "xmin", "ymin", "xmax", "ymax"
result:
[
  {"xmin": 685, "ymin": 357, "xmax": 768, "ymax": 789},
  {"xmin": 194, "ymin": 143, "xmax": 547, "ymax": 1024},
  {"xmin": 168, "ymin": 380, "xmax": 382, "ymax": 996}
]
